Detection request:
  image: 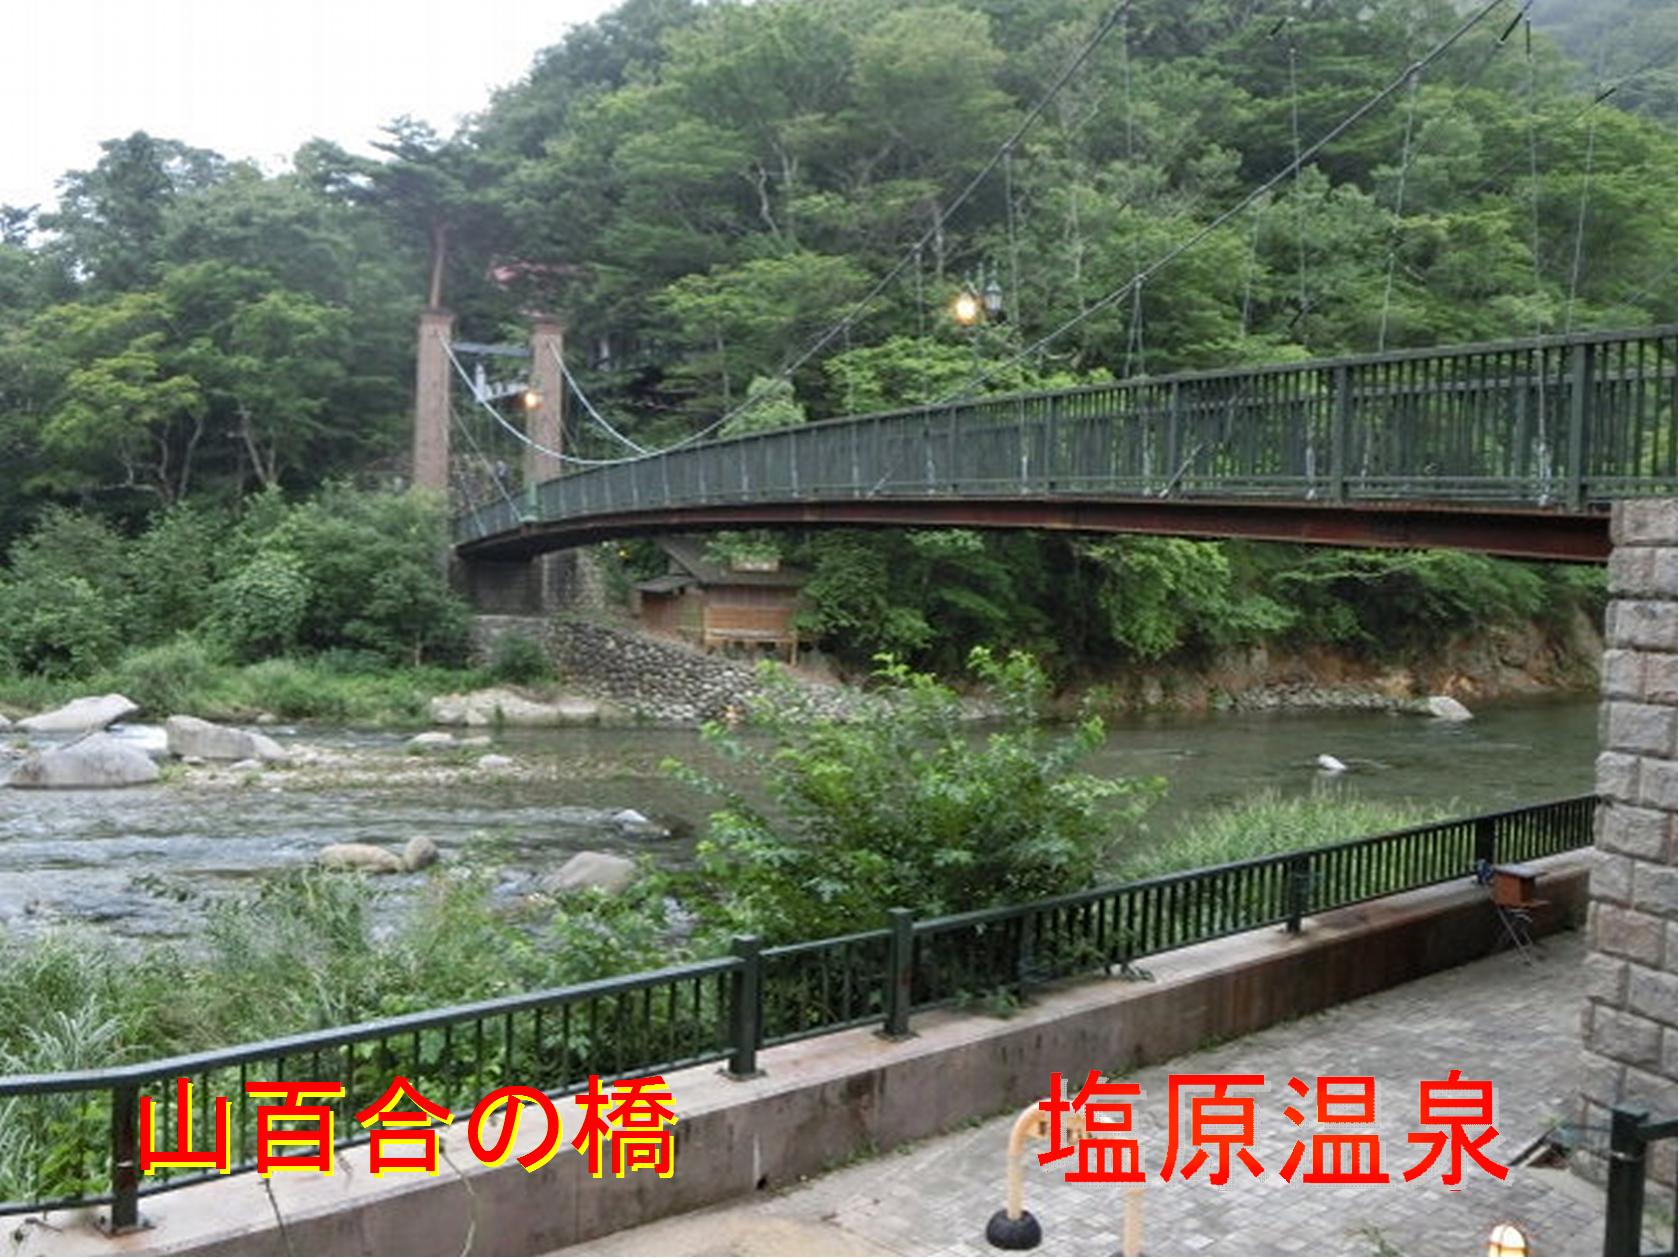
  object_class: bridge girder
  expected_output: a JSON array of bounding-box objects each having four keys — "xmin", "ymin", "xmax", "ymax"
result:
[{"xmin": 454, "ymin": 495, "xmax": 1612, "ymax": 564}]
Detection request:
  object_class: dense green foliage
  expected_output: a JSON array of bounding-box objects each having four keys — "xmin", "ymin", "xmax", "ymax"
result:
[
  {"xmin": 785, "ymin": 527, "xmax": 1605, "ymax": 676},
  {"xmin": 670, "ymin": 652, "xmax": 1162, "ymax": 940},
  {"xmin": 0, "ymin": 486, "xmax": 471, "ymax": 711},
  {"xmin": 0, "ymin": 0, "xmax": 1660, "ymax": 682}
]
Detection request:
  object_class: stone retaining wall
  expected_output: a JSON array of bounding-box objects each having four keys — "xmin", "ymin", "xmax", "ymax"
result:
[
  {"xmin": 546, "ymin": 618, "xmax": 858, "ymax": 725},
  {"xmin": 1578, "ymin": 498, "xmax": 1677, "ymax": 1189}
]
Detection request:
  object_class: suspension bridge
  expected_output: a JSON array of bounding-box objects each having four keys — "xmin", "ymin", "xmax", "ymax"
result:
[{"xmin": 449, "ymin": 326, "xmax": 1675, "ymax": 565}]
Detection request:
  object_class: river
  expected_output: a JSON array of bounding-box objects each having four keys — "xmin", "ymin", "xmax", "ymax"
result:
[{"xmin": 0, "ymin": 693, "xmax": 1597, "ymax": 939}]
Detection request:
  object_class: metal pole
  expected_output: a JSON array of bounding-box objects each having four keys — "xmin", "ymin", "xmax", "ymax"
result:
[
  {"xmin": 883, "ymin": 908, "xmax": 915, "ymax": 1039},
  {"xmin": 1331, "ymin": 363, "xmax": 1350, "ymax": 501},
  {"xmin": 1474, "ymin": 815, "xmax": 1497, "ymax": 869},
  {"xmin": 1566, "ymin": 339, "xmax": 1591, "ymax": 510},
  {"xmin": 1285, "ymin": 855, "xmax": 1312, "ymax": 935},
  {"xmin": 727, "ymin": 935, "xmax": 764, "ymax": 1079},
  {"xmin": 1603, "ymin": 1104, "xmax": 1648, "ymax": 1257},
  {"xmin": 108, "ymin": 1084, "xmax": 141, "ymax": 1233}
]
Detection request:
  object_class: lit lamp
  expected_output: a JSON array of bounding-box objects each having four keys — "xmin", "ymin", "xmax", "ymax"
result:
[
  {"xmin": 521, "ymin": 388, "xmax": 543, "ymax": 411},
  {"xmin": 1486, "ymin": 1223, "xmax": 1529, "ymax": 1257},
  {"xmin": 951, "ymin": 288, "xmax": 983, "ymax": 327}
]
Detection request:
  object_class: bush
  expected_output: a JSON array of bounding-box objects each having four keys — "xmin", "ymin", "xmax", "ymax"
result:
[
  {"xmin": 211, "ymin": 550, "xmax": 310, "ymax": 659},
  {"xmin": 670, "ymin": 650, "xmax": 1162, "ymax": 942},
  {"xmin": 488, "ymin": 633, "xmax": 553, "ymax": 685},
  {"xmin": 111, "ymin": 636, "xmax": 224, "ymax": 717}
]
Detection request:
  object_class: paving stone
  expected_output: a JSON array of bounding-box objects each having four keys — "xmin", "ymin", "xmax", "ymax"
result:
[{"xmin": 565, "ymin": 934, "xmax": 1647, "ymax": 1258}]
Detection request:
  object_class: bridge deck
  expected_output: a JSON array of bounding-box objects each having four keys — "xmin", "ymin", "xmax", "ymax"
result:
[{"xmin": 455, "ymin": 326, "xmax": 1675, "ymax": 562}]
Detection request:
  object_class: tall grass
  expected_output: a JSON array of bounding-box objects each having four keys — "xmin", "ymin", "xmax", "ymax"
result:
[
  {"xmin": 1114, "ymin": 787, "xmax": 1445, "ymax": 881},
  {"xmin": 0, "ymin": 647, "xmax": 491, "ymax": 727}
]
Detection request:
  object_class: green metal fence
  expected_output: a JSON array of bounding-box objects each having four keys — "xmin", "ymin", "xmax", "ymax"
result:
[
  {"xmin": 456, "ymin": 327, "xmax": 1676, "ymax": 545},
  {"xmin": 0, "ymin": 794, "xmax": 1593, "ymax": 1227}
]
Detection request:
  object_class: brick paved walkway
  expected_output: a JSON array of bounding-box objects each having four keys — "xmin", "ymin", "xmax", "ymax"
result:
[{"xmin": 566, "ymin": 930, "xmax": 1668, "ymax": 1257}]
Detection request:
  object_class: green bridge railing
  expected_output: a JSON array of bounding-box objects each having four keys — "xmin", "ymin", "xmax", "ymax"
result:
[
  {"xmin": 456, "ymin": 327, "xmax": 1675, "ymax": 545},
  {"xmin": 0, "ymin": 794, "xmax": 1593, "ymax": 1227}
]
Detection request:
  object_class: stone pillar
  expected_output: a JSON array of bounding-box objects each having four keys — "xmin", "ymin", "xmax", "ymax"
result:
[
  {"xmin": 413, "ymin": 308, "xmax": 455, "ymax": 493},
  {"xmin": 1578, "ymin": 498, "xmax": 1677, "ymax": 1189},
  {"xmin": 526, "ymin": 319, "xmax": 565, "ymax": 488}
]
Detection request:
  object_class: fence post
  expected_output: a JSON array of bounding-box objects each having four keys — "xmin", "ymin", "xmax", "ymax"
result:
[
  {"xmin": 1604, "ymin": 1104, "xmax": 1649, "ymax": 1257},
  {"xmin": 1566, "ymin": 339, "xmax": 1591, "ymax": 511},
  {"xmin": 1475, "ymin": 815, "xmax": 1497, "ymax": 868},
  {"xmin": 727, "ymin": 935, "xmax": 764, "ymax": 1079},
  {"xmin": 1164, "ymin": 381, "xmax": 1182, "ymax": 495},
  {"xmin": 1330, "ymin": 363, "xmax": 1350, "ymax": 502},
  {"xmin": 1015, "ymin": 911, "xmax": 1038, "ymax": 997},
  {"xmin": 882, "ymin": 908, "xmax": 916, "ymax": 1039},
  {"xmin": 108, "ymin": 1083, "xmax": 141, "ymax": 1233},
  {"xmin": 1285, "ymin": 855, "xmax": 1312, "ymax": 935}
]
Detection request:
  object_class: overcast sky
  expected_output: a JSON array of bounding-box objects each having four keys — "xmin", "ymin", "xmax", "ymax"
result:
[{"xmin": 1, "ymin": 0, "xmax": 622, "ymax": 212}]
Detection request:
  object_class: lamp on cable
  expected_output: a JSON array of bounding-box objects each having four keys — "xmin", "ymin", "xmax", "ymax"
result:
[
  {"xmin": 520, "ymin": 388, "xmax": 543, "ymax": 411},
  {"xmin": 950, "ymin": 263, "xmax": 1006, "ymax": 328}
]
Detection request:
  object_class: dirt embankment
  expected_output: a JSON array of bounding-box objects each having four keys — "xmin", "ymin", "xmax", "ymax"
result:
[{"xmin": 1054, "ymin": 610, "xmax": 1604, "ymax": 716}]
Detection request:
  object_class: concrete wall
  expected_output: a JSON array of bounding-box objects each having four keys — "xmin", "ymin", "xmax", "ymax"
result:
[
  {"xmin": 1577, "ymin": 498, "xmax": 1678, "ymax": 1188},
  {"xmin": 10, "ymin": 857, "xmax": 1586, "ymax": 1257},
  {"xmin": 454, "ymin": 549, "xmax": 611, "ymax": 617}
]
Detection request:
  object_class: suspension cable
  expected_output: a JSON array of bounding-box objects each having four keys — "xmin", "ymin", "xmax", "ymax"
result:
[
  {"xmin": 1563, "ymin": 106, "xmax": 1600, "ymax": 333},
  {"xmin": 1285, "ymin": 23, "xmax": 1310, "ymax": 326},
  {"xmin": 626, "ymin": 0, "xmax": 1140, "ymax": 455},
  {"xmin": 1377, "ymin": 63, "xmax": 1424, "ymax": 351},
  {"xmin": 551, "ymin": 345, "xmax": 650, "ymax": 455}
]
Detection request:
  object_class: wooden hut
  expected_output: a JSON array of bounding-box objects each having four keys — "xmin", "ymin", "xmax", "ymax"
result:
[{"xmin": 631, "ymin": 537, "xmax": 806, "ymax": 663}]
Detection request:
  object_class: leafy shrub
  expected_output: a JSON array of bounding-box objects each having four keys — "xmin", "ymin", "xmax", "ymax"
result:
[
  {"xmin": 112, "ymin": 635, "xmax": 223, "ymax": 717},
  {"xmin": 671, "ymin": 650, "xmax": 1162, "ymax": 941},
  {"xmin": 127, "ymin": 504, "xmax": 229, "ymax": 644},
  {"xmin": 211, "ymin": 550, "xmax": 310, "ymax": 659},
  {"xmin": 488, "ymin": 632, "xmax": 553, "ymax": 685},
  {"xmin": 0, "ymin": 572, "xmax": 124, "ymax": 677}
]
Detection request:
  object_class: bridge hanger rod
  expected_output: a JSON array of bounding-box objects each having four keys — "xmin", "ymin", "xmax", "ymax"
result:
[{"xmin": 935, "ymin": 0, "xmax": 1516, "ymax": 408}]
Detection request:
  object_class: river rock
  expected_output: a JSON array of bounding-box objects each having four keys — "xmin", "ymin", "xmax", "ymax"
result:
[
  {"xmin": 0, "ymin": 714, "xmax": 10, "ymax": 730},
  {"xmin": 8, "ymin": 732, "xmax": 162, "ymax": 789},
  {"xmin": 1425, "ymin": 695, "xmax": 1473, "ymax": 722},
  {"xmin": 19, "ymin": 694, "xmax": 139, "ymax": 733},
  {"xmin": 407, "ymin": 731, "xmax": 456, "ymax": 748},
  {"xmin": 542, "ymin": 851, "xmax": 637, "ymax": 897},
  {"xmin": 1316, "ymin": 753, "xmax": 1348, "ymax": 773},
  {"xmin": 403, "ymin": 836, "xmax": 441, "ymax": 872},
  {"xmin": 318, "ymin": 843, "xmax": 405, "ymax": 874},
  {"xmin": 165, "ymin": 715, "xmax": 289, "ymax": 763},
  {"xmin": 429, "ymin": 688, "xmax": 602, "ymax": 727},
  {"xmin": 478, "ymin": 754, "xmax": 515, "ymax": 771}
]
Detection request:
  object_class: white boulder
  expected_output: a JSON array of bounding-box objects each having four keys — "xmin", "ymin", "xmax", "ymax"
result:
[
  {"xmin": 318, "ymin": 843, "xmax": 405, "ymax": 874},
  {"xmin": 8, "ymin": 733, "xmax": 162, "ymax": 789},
  {"xmin": 542, "ymin": 851, "xmax": 637, "ymax": 897},
  {"xmin": 407, "ymin": 731, "xmax": 456, "ymax": 748},
  {"xmin": 429, "ymin": 688, "xmax": 601, "ymax": 727},
  {"xmin": 1425, "ymin": 695, "xmax": 1473, "ymax": 722},
  {"xmin": 19, "ymin": 694, "xmax": 139, "ymax": 734},
  {"xmin": 1316, "ymin": 754, "xmax": 1348, "ymax": 773},
  {"xmin": 478, "ymin": 754, "xmax": 515, "ymax": 771},
  {"xmin": 403, "ymin": 836, "xmax": 441, "ymax": 872},
  {"xmin": 166, "ymin": 715, "xmax": 289, "ymax": 763}
]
